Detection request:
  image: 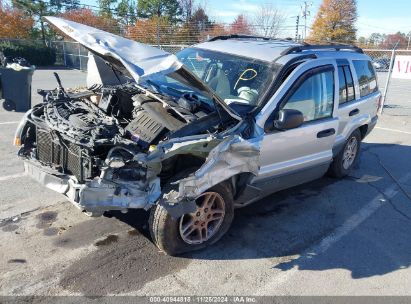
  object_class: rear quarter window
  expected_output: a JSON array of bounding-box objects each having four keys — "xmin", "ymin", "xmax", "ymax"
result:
[
  {"xmin": 353, "ymin": 60, "xmax": 378, "ymax": 97},
  {"xmin": 338, "ymin": 65, "xmax": 356, "ymax": 104}
]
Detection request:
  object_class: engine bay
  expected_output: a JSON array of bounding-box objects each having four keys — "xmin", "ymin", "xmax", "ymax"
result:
[
  {"xmin": 13, "ymin": 16, "xmax": 265, "ymax": 219},
  {"xmin": 19, "ymin": 74, "xmax": 232, "ymax": 183}
]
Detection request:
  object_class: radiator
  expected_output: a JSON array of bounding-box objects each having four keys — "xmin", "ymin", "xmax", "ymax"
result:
[{"xmin": 36, "ymin": 128, "xmax": 85, "ymax": 182}]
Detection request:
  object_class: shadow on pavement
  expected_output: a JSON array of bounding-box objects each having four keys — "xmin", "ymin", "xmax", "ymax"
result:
[{"xmin": 106, "ymin": 142, "xmax": 411, "ymax": 281}]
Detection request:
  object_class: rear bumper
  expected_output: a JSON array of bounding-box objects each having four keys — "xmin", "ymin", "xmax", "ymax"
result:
[{"xmin": 24, "ymin": 160, "xmax": 159, "ymax": 215}]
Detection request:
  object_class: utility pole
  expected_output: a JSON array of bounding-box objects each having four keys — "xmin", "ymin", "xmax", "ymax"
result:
[
  {"xmin": 301, "ymin": 1, "xmax": 312, "ymax": 41},
  {"xmin": 295, "ymin": 15, "xmax": 300, "ymax": 42},
  {"xmin": 380, "ymin": 40, "xmax": 400, "ymax": 114},
  {"xmin": 156, "ymin": 4, "xmax": 161, "ymax": 47}
]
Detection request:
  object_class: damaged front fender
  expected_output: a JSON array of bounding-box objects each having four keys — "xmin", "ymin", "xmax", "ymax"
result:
[
  {"xmin": 163, "ymin": 134, "xmax": 263, "ymax": 203},
  {"xmin": 136, "ymin": 129, "xmax": 263, "ymax": 218}
]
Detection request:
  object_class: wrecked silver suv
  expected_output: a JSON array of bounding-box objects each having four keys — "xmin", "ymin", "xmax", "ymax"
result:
[{"xmin": 15, "ymin": 17, "xmax": 379, "ymax": 255}]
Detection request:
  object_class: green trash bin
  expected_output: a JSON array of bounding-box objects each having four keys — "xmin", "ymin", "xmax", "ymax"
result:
[{"xmin": 0, "ymin": 66, "xmax": 35, "ymax": 112}]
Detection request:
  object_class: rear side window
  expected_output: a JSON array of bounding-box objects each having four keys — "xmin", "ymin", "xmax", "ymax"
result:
[
  {"xmin": 353, "ymin": 60, "xmax": 378, "ymax": 97},
  {"xmin": 338, "ymin": 65, "xmax": 356, "ymax": 104}
]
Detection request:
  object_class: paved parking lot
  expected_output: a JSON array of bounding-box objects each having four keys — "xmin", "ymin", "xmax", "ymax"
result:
[{"xmin": 1, "ymin": 68, "xmax": 411, "ymax": 296}]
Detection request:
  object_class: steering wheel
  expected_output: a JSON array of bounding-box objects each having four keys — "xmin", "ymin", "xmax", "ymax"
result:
[{"xmin": 234, "ymin": 68, "xmax": 258, "ymax": 90}]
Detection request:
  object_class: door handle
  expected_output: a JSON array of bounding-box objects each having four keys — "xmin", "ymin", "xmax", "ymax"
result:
[
  {"xmin": 349, "ymin": 109, "xmax": 360, "ymax": 116},
  {"xmin": 317, "ymin": 128, "xmax": 335, "ymax": 138}
]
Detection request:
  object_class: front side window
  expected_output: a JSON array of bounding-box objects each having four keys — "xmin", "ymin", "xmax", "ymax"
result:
[
  {"xmin": 353, "ymin": 60, "xmax": 378, "ymax": 97},
  {"xmin": 282, "ymin": 69, "xmax": 334, "ymax": 122}
]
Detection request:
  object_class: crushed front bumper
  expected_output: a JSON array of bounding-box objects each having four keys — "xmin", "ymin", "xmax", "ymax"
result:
[{"xmin": 24, "ymin": 160, "xmax": 160, "ymax": 215}]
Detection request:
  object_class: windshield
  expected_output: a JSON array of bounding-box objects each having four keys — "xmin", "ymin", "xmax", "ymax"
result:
[
  {"xmin": 143, "ymin": 47, "xmax": 272, "ymax": 112},
  {"xmin": 176, "ymin": 48, "xmax": 272, "ymax": 107}
]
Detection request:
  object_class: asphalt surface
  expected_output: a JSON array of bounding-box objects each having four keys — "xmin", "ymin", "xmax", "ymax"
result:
[
  {"xmin": 1, "ymin": 68, "xmax": 411, "ymax": 296},
  {"xmin": 377, "ymin": 71, "xmax": 411, "ymax": 117}
]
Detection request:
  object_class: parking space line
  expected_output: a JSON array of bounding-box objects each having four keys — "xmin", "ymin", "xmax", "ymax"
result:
[
  {"xmin": 0, "ymin": 121, "xmax": 20, "ymax": 125},
  {"xmin": 375, "ymin": 126, "xmax": 411, "ymax": 135},
  {"xmin": 0, "ymin": 172, "xmax": 26, "ymax": 182},
  {"xmin": 257, "ymin": 172, "xmax": 411, "ymax": 294}
]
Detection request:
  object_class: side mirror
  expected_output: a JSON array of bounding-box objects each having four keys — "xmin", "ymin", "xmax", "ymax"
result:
[{"xmin": 274, "ymin": 109, "xmax": 304, "ymax": 130}]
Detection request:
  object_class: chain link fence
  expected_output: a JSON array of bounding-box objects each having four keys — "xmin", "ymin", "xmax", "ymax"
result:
[
  {"xmin": 3, "ymin": 38, "xmax": 409, "ymax": 117},
  {"xmin": 363, "ymin": 49, "xmax": 411, "ymax": 117},
  {"xmin": 50, "ymin": 40, "xmax": 188, "ymax": 71},
  {"xmin": 49, "ymin": 42, "xmax": 411, "ymax": 117},
  {"xmin": 51, "ymin": 40, "xmax": 89, "ymax": 70}
]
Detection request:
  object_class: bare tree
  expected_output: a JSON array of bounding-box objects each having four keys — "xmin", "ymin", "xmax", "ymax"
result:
[
  {"xmin": 180, "ymin": 0, "xmax": 194, "ymax": 22},
  {"xmin": 253, "ymin": 3, "xmax": 286, "ymax": 38}
]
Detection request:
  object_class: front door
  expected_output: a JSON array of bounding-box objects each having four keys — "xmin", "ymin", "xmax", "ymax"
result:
[{"xmin": 254, "ymin": 59, "xmax": 339, "ymax": 195}]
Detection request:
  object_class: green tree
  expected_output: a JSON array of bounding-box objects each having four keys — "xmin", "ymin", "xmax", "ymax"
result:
[
  {"xmin": 12, "ymin": 0, "xmax": 50, "ymax": 43},
  {"xmin": 137, "ymin": 0, "xmax": 182, "ymax": 23},
  {"xmin": 49, "ymin": 0, "xmax": 80, "ymax": 12},
  {"xmin": 368, "ymin": 33, "xmax": 382, "ymax": 46},
  {"xmin": 98, "ymin": 0, "xmax": 116, "ymax": 18},
  {"xmin": 128, "ymin": 0, "xmax": 137, "ymax": 24},
  {"xmin": 117, "ymin": 0, "xmax": 129, "ymax": 23},
  {"xmin": 180, "ymin": 0, "xmax": 193, "ymax": 22},
  {"xmin": 357, "ymin": 36, "xmax": 366, "ymax": 46},
  {"xmin": 172, "ymin": 6, "xmax": 212, "ymax": 44},
  {"xmin": 309, "ymin": 0, "xmax": 357, "ymax": 43},
  {"xmin": 117, "ymin": 0, "xmax": 136, "ymax": 25},
  {"xmin": 191, "ymin": 7, "xmax": 211, "ymax": 32}
]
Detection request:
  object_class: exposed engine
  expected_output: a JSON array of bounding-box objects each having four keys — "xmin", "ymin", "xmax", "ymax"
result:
[{"xmin": 19, "ymin": 74, "xmax": 226, "ymax": 184}]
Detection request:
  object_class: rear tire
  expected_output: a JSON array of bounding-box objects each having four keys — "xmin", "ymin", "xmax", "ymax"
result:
[
  {"xmin": 328, "ymin": 129, "xmax": 361, "ymax": 178},
  {"xmin": 149, "ymin": 182, "xmax": 234, "ymax": 256}
]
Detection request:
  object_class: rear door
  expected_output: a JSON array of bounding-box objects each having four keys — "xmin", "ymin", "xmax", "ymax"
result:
[
  {"xmin": 335, "ymin": 59, "xmax": 380, "ymax": 146},
  {"xmin": 253, "ymin": 58, "xmax": 339, "ymax": 194}
]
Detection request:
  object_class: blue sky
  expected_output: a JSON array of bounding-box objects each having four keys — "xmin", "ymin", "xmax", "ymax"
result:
[
  {"xmin": 21, "ymin": 0, "xmax": 411, "ymax": 38},
  {"xmin": 202, "ymin": 0, "xmax": 411, "ymax": 37}
]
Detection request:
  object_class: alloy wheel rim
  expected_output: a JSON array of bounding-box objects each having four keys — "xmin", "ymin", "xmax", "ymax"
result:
[
  {"xmin": 342, "ymin": 136, "xmax": 358, "ymax": 170},
  {"xmin": 179, "ymin": 192, "xmax": 225, "ymax": 245}
]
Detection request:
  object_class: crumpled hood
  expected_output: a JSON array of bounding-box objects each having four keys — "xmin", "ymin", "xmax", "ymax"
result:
[
  {"xmin": 45, "ymin": 16, "xmax": 182, "ymax": 82},
  {"xmin": 45, "ymin": 16, "xmax": 242, "ymax": 121}
]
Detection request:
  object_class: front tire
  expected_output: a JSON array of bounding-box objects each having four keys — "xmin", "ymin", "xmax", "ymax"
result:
[
  {"xmin": 149, "ymin": 182, "xmax": 234, "ymax": 256},
  {"xmin": 328, "ymin": 129, "xmax": 361, "ymax": 178}
]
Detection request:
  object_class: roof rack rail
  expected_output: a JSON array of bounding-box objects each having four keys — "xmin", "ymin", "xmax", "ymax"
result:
[
  {"xmin": 281, "ymin": 44, "xmax": 364, "ymax": 55},
  {"xmin": 208, "ymin": 34, "xmax": 286, "ymax": 42}
]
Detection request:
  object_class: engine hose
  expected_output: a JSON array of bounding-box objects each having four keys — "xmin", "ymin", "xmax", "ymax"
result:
[{"xmin": 105, "ymin": 146, "xmax": 139, "ymax": 164}]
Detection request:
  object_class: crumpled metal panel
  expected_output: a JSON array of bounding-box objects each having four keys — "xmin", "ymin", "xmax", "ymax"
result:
[
  {"xmin": 163, "ymin": 134, "xmax": 263, "ymax": 202},
  {"xmin": 24, "ymin": 159, "xmax": 161, "ymax": 214},
  {"xmin": 45, "ymin": 16, "xmax": 182, "ymax": 83},
  {"xmin": 79, "ymin": 177, "xmax": 161, "ymax": 211},
  {"xmin": 24, "ymin": 129, "xmax": 263, "ymax": 215},
  {"xmin": 24, "ymin": 160, "xmax": 70, "ymax": 193},
  {"xmin": 128, "ymin": 120, "xmax": 265, "ymax": 207}
]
